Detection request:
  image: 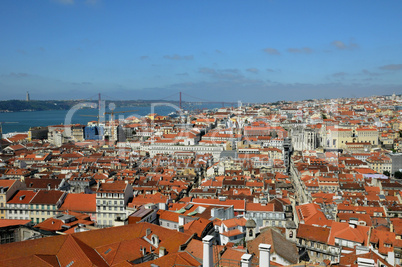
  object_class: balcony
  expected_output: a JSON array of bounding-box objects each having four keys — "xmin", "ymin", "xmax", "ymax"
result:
[{"xmin": 297, "ymin": 243, "xmax": 340, "ymax": 256}]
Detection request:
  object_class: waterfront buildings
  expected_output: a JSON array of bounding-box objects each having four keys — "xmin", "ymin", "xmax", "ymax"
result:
[{"xmin": 0, "ymin": 94, "xmax": 402, "ymax": 266}]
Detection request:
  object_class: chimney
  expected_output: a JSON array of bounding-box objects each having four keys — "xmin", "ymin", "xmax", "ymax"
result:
[
  {"xmin": 259, "ymin": 244, "xmax": 271, "ymax": 267},
  {"xmin": 146, "ymin": 228, "xmax": 151, "ymax": 236},
  {"xmin": 158, "ymin": 246, "xmax": 166, "ymax": 258},
  {"xmin": 203, "ymin": 235, "xmax": 214, "ymax": 267},
  {"xmin": 151, "ymin": 234, "xmax": 159, "ymax": 248},
  {"xmin": 241, "ymin": 254, "xmax": 253, "ymax": 267},
  {"xmin": 140, "ymin": 246, "xmax": 146, "ymax": 256}
]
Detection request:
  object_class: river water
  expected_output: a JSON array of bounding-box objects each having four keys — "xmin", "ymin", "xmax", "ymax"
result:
[{"xmin": 0, "ymin": 102, "xmax": 222, "ymax": 134}]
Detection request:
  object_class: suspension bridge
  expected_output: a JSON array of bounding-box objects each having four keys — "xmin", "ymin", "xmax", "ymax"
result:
[{"xmin": 85, "ymin": 92, "xmax": 239, "ymax": 111}]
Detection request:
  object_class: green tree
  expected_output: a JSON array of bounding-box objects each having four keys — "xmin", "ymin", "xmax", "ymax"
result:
[
  {"xmin": 383, "ymin": 171, "xmax": 390, "ymax": 177},
  {"xmin": 395, "ymin": 171, "xmax": 402, "ymax": 179}
]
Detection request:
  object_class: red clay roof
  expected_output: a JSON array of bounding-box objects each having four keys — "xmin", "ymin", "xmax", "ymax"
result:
[
  {"xmin": 296, "ymin": 224, "xmax": 330, "ymax": 244},
  {"xmin": 0, "ymin": 222, "xmax": 193, "ymax": 266},
  {"xmin": 328, "ymin": 221, "xmax": 369, "ymax": 246},
  {"xmin": 30, "ymin": 190, "xmax": 64, "ymax": 205},
  {"xmin": 59, "ymin": 193, "xmax": 96, "ymax": 213},
  {"xmin": 0, "ymin": 219, "xmax": 31, "ymax": 228},
  {"xmin": 7, "ymin": 190, "xmax": 37, "ymax": 204}
]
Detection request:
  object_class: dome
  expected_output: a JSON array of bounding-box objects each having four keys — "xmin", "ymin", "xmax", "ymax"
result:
[{"xmin": 245, "ymin": 218, "xmax": 256, "ymax": 228}]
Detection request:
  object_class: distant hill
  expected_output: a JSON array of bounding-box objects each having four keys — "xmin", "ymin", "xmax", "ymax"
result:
[{"xmin": 0, "ymin": 99, "xmax": 179, "ymax": 112}]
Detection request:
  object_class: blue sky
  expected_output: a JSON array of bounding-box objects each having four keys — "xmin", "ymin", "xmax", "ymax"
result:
[{"xmin": 0, "ymin": 0, "xmax": 401, "ymax": 102}]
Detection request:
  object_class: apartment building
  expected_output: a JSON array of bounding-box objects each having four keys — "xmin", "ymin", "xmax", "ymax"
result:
[{"xmin": 95, "ymin": 181, "xmax": 133, "ymax": 227}]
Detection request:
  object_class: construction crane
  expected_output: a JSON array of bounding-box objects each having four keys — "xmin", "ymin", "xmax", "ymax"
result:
[
  {"xmin": 104, "ymin": 109, "xmax": 139, "ymax": 121},
  {"xmin": 104, "ymin": 110, "xmax": 138, "ymax": 142},
  {"xmin": 80, "ymin": 109, "xmax": 138, "ymax": 142}
]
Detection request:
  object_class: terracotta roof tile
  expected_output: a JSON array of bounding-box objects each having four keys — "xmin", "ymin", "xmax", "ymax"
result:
[
  {"xmin": 0, "ymin": 219, "xmax": 31, "ymax": 228},
  {"xmin": 30, "ymin": 190, "xmax": 64, "ymax": 205},
  {"xmin": 56, "ymin": 235, "xmax": 108, "ymax": 267},
  {"xmin": 296, "ymin": 224, "xmax": 330, "ymax": 244},
  {"xmin": 7, "ymin": 190, "xmax": 37, "ymax": 204},
  {"xmin": 59, "ymin": 193, "xmax": 96, "ymax": 213}
]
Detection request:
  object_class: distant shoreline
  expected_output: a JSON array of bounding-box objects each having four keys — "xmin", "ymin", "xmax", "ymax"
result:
[{"xmin": 0, "ymin": 100, "xmax": 178, "ymax": 113}]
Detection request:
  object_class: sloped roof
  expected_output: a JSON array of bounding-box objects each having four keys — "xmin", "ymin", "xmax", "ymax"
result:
[
  {"xmin": 135, "ymin": 251, "xmax": 201, "ymax": 267},
  {"xmin": 59, "ymin": 193, "xmax": 96, "ymax": 213},
  {"xmin": 30, "ymin": 190, "xmax": 64, "ymax": 205},
  {"xmin": 56, "ymin": 235, "xmax": 108, "ymax": 267},
  {"xmin": 339, "ymin": 250, "xmax": 393, "ymax": 267},
  {"xmin": 158, "ymin": 210, "xmax": 180, "ymax": 223},
  {"xmin": 95, "ymin": 238, "xmax": 152, "ymax": 265},
  {"xmin": 221, "ymin": 229, "xmax": 244, "ymax": 237},
  {"xmin": 183, "ymin": 218, "xmax": 211, "ymax": 237},
  {"xmin": 25, "ymin": 178, "xmax": 63, "ymax": 190},
  {"xmin": 34, "ymin": 212, "xmax": 93, "ymax": 232},
  {"xmin": 7, "ymin": 190, "xmax": 37, "ymax": 204},
  {"xmin": 295, "ymin": 203, "xmax": 332, "ymax": 227},
  {"xmin": 247, "ymin": 227, "xmax": 298, "ymax": 264},
  {"xmin": 0, "ymin": 222, "xmax": 193, "ymax": 266},
  {"xmin": 328, "ymin": 221, "xmax": 369, "ymax": 246},
  {"xmin": 0, "ymin": 254, "xmax": 58, "ymax": 267},
  {"xmin": 0, "ymin": 219, "xmax": 31, "ymax": 228},
  {"xmin": 222, "ymin": 217, "xmax": 247, "ymax": 228},
  {"xmin": 296, "ymin": 224, "xmax": 330, "ymax": 243}
]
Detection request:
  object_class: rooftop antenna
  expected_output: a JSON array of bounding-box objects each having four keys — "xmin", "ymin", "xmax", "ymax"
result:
[
  {"xmin": 179, "ymin": 91, "xmax": 182, "ymax": 110},
  {"xmin": 98, "ymin": 93, "xmax": 101, "ymax": 128}
]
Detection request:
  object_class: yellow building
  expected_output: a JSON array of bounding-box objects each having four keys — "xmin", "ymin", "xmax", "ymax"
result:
[
  {"xmin": 355, "ymin": 128, "xmax": 378, "ymax": 145},
  {"xmin": 0, "ymin": 180, "xmax": 26, "ymax": 219},
  {"xmin": 29, "ymin": 190, "xmax": 66, "ymax": 224},
  {"xmin": 326, "ymin": 127, "xmax": 378, "ymax": 149},
  {"xmin": 366, "ymin": 155, "xmax": 392, "ymax": 174},
  {"xmin": 327, "ymin": 128, "xmax": 353, "ymax": 149}
]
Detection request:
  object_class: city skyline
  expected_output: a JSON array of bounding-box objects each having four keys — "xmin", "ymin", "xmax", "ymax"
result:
[{"xmin": 1, "ymin": 0, "xmax": 401, "ymax": 101}]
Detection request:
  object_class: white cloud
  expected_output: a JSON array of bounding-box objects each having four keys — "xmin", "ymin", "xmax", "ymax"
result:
[{"xmin": 263, "ymin": 47, "xmax": 280, "ymax": 55}]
